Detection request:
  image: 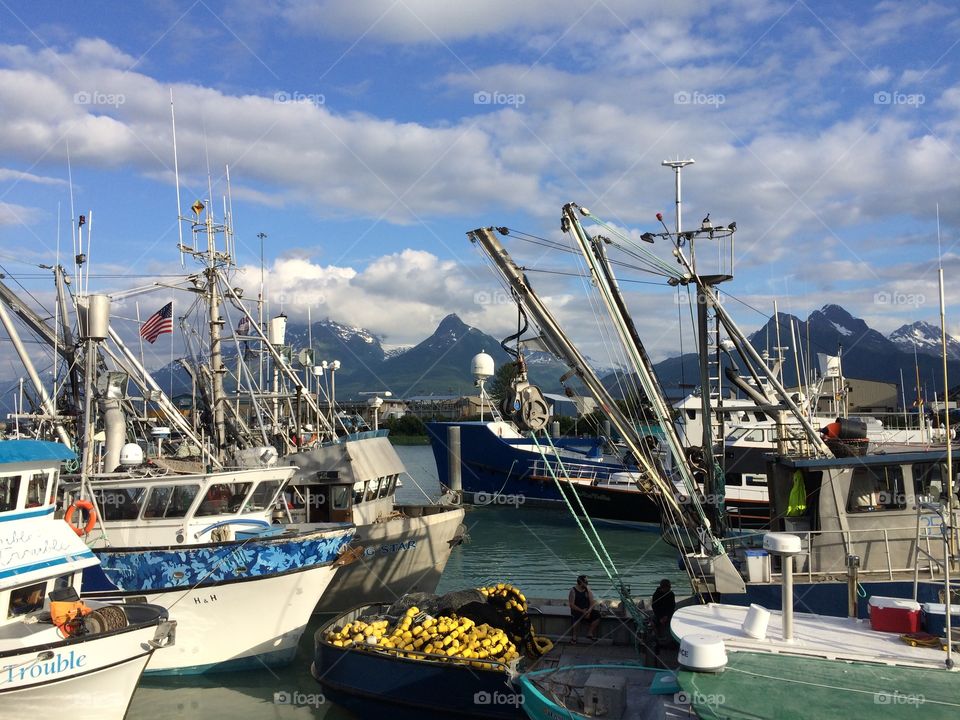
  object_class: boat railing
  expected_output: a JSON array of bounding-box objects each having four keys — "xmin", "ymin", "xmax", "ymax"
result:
[
  {"xmin": 529, "ymin": 458, "xmax": 608, "ymax": 482},
  {"xmin": 725, "ymin": 520, "xmax": 955, "ymax": 583}
]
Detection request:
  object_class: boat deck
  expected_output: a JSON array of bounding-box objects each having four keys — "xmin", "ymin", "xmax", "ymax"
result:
[
  {"xmin": 672, "ymin": 603, "xmax": 953, "ymax": 669},
  {"xmin": 524, "ymin": 636, "xmax": 688, "ymax": 719}
]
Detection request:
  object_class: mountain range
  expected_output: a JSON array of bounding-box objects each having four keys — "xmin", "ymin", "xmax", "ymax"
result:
[{"xmin": 3, "ymin": 304, "xmax": 959, "ymax": 410}]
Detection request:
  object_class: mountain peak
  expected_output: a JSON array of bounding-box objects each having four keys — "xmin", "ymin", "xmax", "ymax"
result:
[
  {"xmin": 889, "ymin": 321, "xmax": 960, "ymax": 360},
  {"xmin": 435, "ymin": 313, "xmax": 469, "ymax": 334},
  {"xmin": 818, "ymin": 303, "xmax": 854, "ymax": 321}
]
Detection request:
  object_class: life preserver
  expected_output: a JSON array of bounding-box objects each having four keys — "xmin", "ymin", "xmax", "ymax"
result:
[{"xmin": 64, "ymin": 499, "xmax": 97, "ymax": 536}]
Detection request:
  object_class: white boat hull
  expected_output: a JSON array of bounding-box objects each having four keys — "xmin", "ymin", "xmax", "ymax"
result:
[
  {"xmin": 313, "ymin": 506, "xmax": 465, "ymax": 614},
  {"xmin": 0, "ymin": 623, "xmax": 164, "ymax": 720},
  {"xmin": 131, "ymin": 564, "xmax": 338, "ymax": 674}
]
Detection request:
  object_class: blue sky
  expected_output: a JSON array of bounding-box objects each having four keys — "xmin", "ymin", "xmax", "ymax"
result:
[{"xmin": 2, "ymin": 0, "xmax": 960, "ymax": 373}]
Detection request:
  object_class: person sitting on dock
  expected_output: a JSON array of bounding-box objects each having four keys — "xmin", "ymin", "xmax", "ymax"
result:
[
  {"xmin": 651, "ymin": 579, "xmax": 676, "ymax": 634},
  {"xmin": 568, "ymin": 575, "xmax": 601, "ymax": 643}
]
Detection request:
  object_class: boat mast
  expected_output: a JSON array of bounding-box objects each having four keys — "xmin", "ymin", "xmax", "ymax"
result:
[
  {"xmin": 203, "ymin": 204, "xmax": 228, "ymax": 454},
  {"xmin": 562, "ymin": 206, "xmax": 706, "ymax": 507},
  {"xmin": 54, "ymin": 265, "xmax": 82, "ymax": 413}
]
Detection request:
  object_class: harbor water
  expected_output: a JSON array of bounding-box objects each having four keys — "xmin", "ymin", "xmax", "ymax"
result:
[{"xmin": 126, "ymin": 444, "xmax": 688, "ymax": 719}]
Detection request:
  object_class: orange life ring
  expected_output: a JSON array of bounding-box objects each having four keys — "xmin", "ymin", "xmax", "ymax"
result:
[{"xmin": 64, "ymin": 499, "xmax": 97, "ymax": 536}]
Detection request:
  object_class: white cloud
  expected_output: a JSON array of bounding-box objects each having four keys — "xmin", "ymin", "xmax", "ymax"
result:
[
  {"xmin": 277, "ymin": 0, "xmax": 757, "ymax": 44},
  {"xmin": 0, "ymin": 167, "xmax": 66, "ymax": 186},
  {"xmin": 0, "ymin": 201, "xmax": 41, "ymax": 226}
]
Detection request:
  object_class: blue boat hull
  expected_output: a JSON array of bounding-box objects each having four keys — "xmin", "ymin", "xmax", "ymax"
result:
[
  {"xmin": 427, "ymin": 422, "xmax": 621, "ymax": 505},
  {"xmin": 313, "ymin": 612, "xmax": 524, "ymax": 719}
]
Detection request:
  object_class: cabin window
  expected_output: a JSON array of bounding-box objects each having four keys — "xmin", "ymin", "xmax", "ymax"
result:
[
  {"xmin": 728, "ymin": 428, "xmax": 748, "ymax": 441},
  {"xmin": 365, "ymin": 478, "xmax": 382, "ymax": 501},
  {"xmin": 744, "ymin": 429, "xmax": 765, "ymax": 443},
  {"xmin": 725, "ymin": 474, "xmax": 743, "ymax": 487},
  {"xmin": 25, "ymin": 473, "xmax": 48, "ymax": 508},
  {"xmin": 0, "ymin": 474, "xmax": 22, "ymax": 511},
  {"xmin": 195, "ymin": 483, "xmax": 253, "ymax": 516},
  {"xmin": 165, "ymin": 485, "xmax": 201, "ymax": 518},
  {"xmin": 353, "ymin": 481, "xmax": 367, "ymax": 505},
  {"xmin": 378, "ymin": 476, "xmax": 394, "ymax": 498},
  {"xmin": 8, "ymin": 581, "xmax": 46, "ymax": 617},
  {"xmin": 143, "ymin": 486, "xmax": 172, "ymax": 518},
  {"xmin": 746, "ymin": 474, "xmax": 768, "ymax": 486},
  {"xmin": 753, "ymin": 412, "xmax": 766, "ymax": 423},
  {"xmin": 686, "ymin": 410, "xmax": 696, "ymax": 420},
  {"xmin": 243, "ymin": 480, "xmax": 281, "ymax": 513},
  {"xmin": 332, "ymin": 486, "xmax": 351, "ymax": 510},
  {"xmin": 912, "ymin": 463, "xmax": 951, "ymax": 502},
  {"xmin": 847, "ymin": 466, "xmax": 906, "ymax": 512},
  {"xmin": 94, "ymin": 487, "xmax": 147, "ymax": 521}
]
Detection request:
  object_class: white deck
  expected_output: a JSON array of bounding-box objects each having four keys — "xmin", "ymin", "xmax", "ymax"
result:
[{"xmin": 672, "ymin": 603, "xmax": 951, "ymax": 670}]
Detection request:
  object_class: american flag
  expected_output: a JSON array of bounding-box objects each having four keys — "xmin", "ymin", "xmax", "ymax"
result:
[{"xmin": 140, "ymin": 302, "xmax": 173, "ymax": 344}]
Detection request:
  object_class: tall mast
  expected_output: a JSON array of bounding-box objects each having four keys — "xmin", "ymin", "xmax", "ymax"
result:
[
  {"xmin": 203, "ymin": 205, "xmax": 227, "ymax": 453},
  {"xmin": 662, "ymin": 159, "xmax": 695, "ymax": 235}
]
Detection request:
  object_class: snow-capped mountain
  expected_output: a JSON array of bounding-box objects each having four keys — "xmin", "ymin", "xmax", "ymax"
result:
[{"xmin": 888, "ymin": 321, "xmax": 960, "ymax": 360}]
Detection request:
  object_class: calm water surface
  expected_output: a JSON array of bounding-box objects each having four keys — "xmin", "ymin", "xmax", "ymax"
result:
[{"xmin": 127, "ymin": 444, "xmax": 687, "ymax": 720}]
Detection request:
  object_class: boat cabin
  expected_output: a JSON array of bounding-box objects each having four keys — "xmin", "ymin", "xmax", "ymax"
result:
[
  {"xmin": 285, "ymin": 433, "xmax": 405, "ymax": 526},
  {"xmin": 764, "ymin": 449, "xmax": 959, "ymax": 580},
  {"xmin": 0, "ymin": 440, "xmax": 94, "ymax": 629},
  {"xmin": 61, "ymin": 465, "xmax": 297, "ymax": 547}
]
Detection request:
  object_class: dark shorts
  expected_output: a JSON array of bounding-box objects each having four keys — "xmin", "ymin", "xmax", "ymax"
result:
[{"xmin": 571, "ymin": 608, "xmax": 600, "ymax": 624}]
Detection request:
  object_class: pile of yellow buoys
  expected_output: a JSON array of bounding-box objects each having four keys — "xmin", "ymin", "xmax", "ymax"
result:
[
  {"xmin": 478, "ymin": 583, "xmax": 527, "ymax": 612},
  {"xmin": 326, "ymin": 583, "xmax": 539, "ymax": 670},
  {"xmin": 325, "ymin": 605, "xmax": 520, "ymax": 670}
]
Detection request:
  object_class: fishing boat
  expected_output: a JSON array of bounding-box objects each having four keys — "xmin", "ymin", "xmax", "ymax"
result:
[
  {"xmin": 520, "ymin": 532, "xmax": 958, "ymax": 720},
  {"xmin": 312, "ymin": 602, "xmax": 525, "ymax": 720},
  {"xmin": 64, "ymin": 461, "xmax": 353, "ymax": 674},
  {"xmin": 0, "ymin": 439, "xmax": 175, "ymax": 718},
  {"xmin": 310, "ymin": 584, "xmax": 648, "ymax": 720},
  {"xmin": 281, "ymin": 428, "xmax": 466, "ymax": 613},
  {"xmin": 0, "ymin": 156, "xmax": 463, "ymax": 643}
]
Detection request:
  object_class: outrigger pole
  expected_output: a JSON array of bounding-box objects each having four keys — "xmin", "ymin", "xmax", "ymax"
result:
[{"xmin": 470, "ymin": 225, "xmax": 746, "ymax": 594}]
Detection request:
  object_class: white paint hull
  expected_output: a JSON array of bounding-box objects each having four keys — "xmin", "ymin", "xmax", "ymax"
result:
[
  {"xmin": 135, "ymin": 564, "xmax": 339, "ymax": 674},
  {"xmin": 0, "ymin": 623, "xmax": 162, "ymax": 720},
  {"xmin": 313, "ymin": 507, "xmax": 465, "ymax": 614}
]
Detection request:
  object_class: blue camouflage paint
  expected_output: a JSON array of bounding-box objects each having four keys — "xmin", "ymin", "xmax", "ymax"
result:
[{"xmin": 84, "ymin": 528, "xmax": 352, "ymax": 592}]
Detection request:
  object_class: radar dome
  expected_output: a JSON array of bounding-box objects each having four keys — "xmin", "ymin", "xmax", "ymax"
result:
[
  {"xmin": 471, "ymin": 351, "xmax": 495, "ymax": 380},
  {"xmin": 119, "ymin": 443, "xmax": 144, "ymax": 466}
]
